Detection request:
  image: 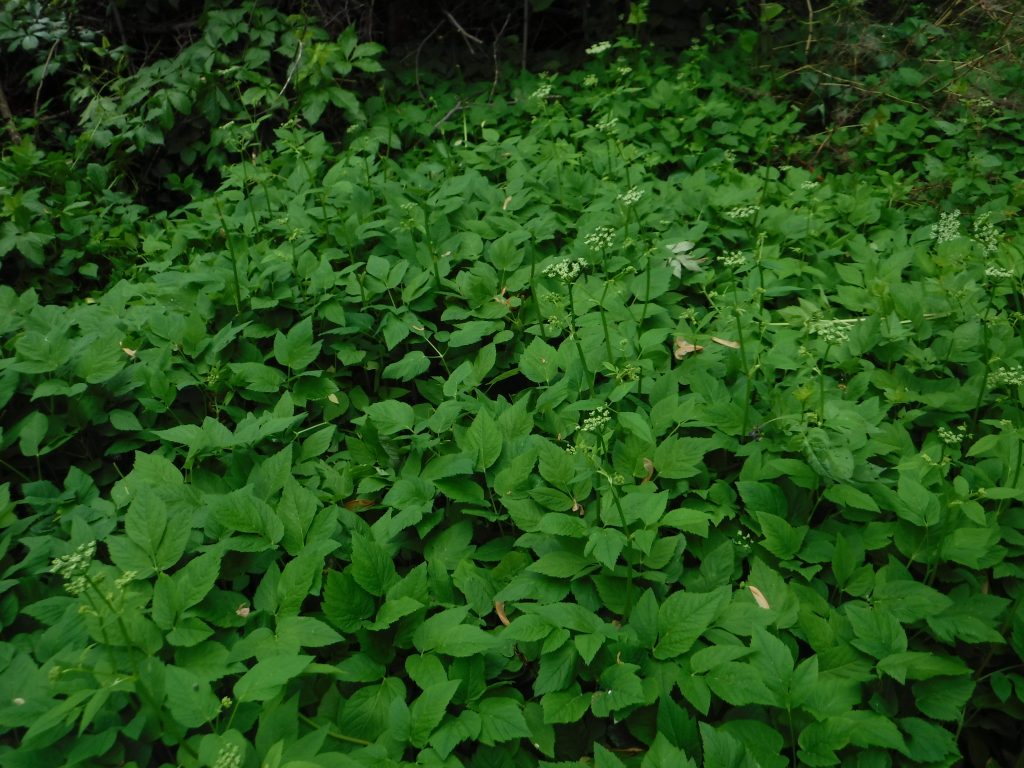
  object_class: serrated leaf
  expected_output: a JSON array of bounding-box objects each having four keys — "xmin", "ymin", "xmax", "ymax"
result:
[
  {"xmin": 519, "ymin": 337, "xmax": 559, "ymax": 384},
  {"xmin": 366, "ymin": 399, "xmax": 415, "ymax": 434},
  {"xmin": 382, "ymin": 349, "xmax": 430, "ymax": 381},
  {"xmin": 476, "ymin": 697, "xmax": 531, "ymax": 745},
  {"xmin": 235, "ymin": 655, "xmax": 312, "ymax": 702},
  {"xmin": 349, "ymin": 533, "xmax": 398, "ymax": 596},
  {"xmin": 274, "ymin": 317, "xmax": 321, "ymax": 370},
  {"xmin": 464, "ymin": 409, "xmax": 502, "ymax": 470},
  {"xmin": 655, "ymin": 586, "xmax": 731, "ymax": 659},
  {"xmin": 410, "ymin": 680, "xmax": 461, "ymax": 747}
]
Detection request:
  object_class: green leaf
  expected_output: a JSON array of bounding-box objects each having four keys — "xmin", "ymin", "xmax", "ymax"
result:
[
  {"xmin": 528, "ymin": 551, "xmax": 594, "ymax": 578},
  {"xmin": 410, "ymin": 680, "xmax": 461, "ymax": 747},
  {"xmin": 643, "ymin": 732, "xmax": 699, "ymax": 768},
  {"xmin": 699, "ymin": 723, "xmax": 755, "ymax": 768},
  {"xmin": 274, "ymin": 317, "xmax": 321, "ymax": 370},
  {"xmin": 124, "ymin": 489, "xmax": 190, "ymax": 573},
  {"xmin": 174, "ymin": 551, "xmax": 221, "ymax": 608},
  {"xmin": 463, "ymin": 408, "xmax": 502, "ymax": 471},
  {"xmin": 878, "ymin": 652, "xmax": 970, "ymax": 683},
  {"xmin": 211, "ymin": 488, "xmax": 284, "ymax": 545},
  {"xmin": 366, "ymin": 399, "xmax": 415, "ymax": 435},
  {"xmin": 540, "ymin": 686, "xmax": 590, "ymax": 725},
  {"xmin": 653, "ymin": 436, "xmax": 711, "ymax": 479},
  {"xmin": 350, "ymin": 534, "xmax": 398, "ymax": 596},
  {"xmin": 383, "ymin": 350, "xmax": 431, "ymax": 381},
  {"xmin": 519, "ymin": 337, "xmax": 560, "ymax": 384},
  {"xmin": 368, "ymin": 596, "xmax": 423, "ymax": 630},
  {"xmin": 165, "ymin": 665, "xmax": 221, "ymax": 728},
  {"xmin": 655, "ymin": 586, "xmax": 731, "ymax": 659},
  {"xmin": 476, "ymin": 697, "xmax": 531, "ymax": 745},
  {"xmin": 430, "ymin": 710, "xmax": 481, "ymax": 759},
  {"xmin": 871, "ymin": 577, "xmax": 952, "ymax": 623},
  {"xmin": 228, "ymin": 362, "xmax": 286, "ymax": 392},
  {"xmin": 900, "ymin": 717, "xmax": 958, "ymax": 762},
  {"xmin": 618, "ymin": 411, "xmax": 654, "ymax": 445},
  {"xmin": 913, "ymin": 676, "xmax": 975, "ymax": 721},
  {"xmin": 586, "ymin": 528, "xmax": 626, "ymax": 570},
  {"xmin": 939, "ymin": 526, "xmax": 1000, "ymax": 567},
  {"xmin": 704, "ymin": 662, "xmax": 776, "ymax": 707},
  {"xmin": 275, "ymin": 616, "xmax": 343, "ymax": 648},
  {"xmin": 340, "ymin": 678, "xmax": 406, "ymax": 740},
  {"xmin": 896, "ymin": 473, "xmax": 941, "ymax": 526},
  {"xmin": 754, "ymin": 511, "xmax": 808, "ymax": 560},
  {"xmin": 235, "ymin": 655, "xmax": 313, "ymax": 702},
  {"xmin": 845, "ymin": 602, "xmax": 907, "ymax": 659},
  {"xmin": 323, "ymin": 570, "xmax": 374, "ymax": 631},
  {"xmin": 413, "ymin": 606, "xmax": 471, "ymax": 652}
]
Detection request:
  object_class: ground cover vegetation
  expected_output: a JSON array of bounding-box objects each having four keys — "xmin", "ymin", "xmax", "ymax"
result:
[{"xmin": 1, "ymin": 0, "xmax": 1023, "ymax": 765}]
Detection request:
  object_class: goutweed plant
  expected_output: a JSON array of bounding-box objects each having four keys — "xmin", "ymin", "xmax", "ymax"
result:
[{"xmin": 1, "ymin": 6, "xmax": 1023, "ymax": 768}]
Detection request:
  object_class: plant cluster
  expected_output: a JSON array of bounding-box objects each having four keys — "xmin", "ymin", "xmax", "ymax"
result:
[{"xmin": 1, "ymin": 5, "xmax": 1023, "ymax": 768}]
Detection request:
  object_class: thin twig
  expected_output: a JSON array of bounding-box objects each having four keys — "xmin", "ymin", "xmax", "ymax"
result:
[
  {"xmin": 33, "ymin": 40, "xmax": 59, "ymax": 118},
  {"xmin": 430, "ymin": 100, "xmax": 465, "ymax": 134},
  {"xmin": 277, "ymin": 39, "xmax": 304, "ymax": 97},
  {"xmin": 413, "ymin": 20, "xmax": 445, "ymax": 102},
  {"xmin": 443, "ymin": 10, "xmax": 483, "ymax": 53},
  {"xmin": 804, "ymin": 0, "xmax": 814, "ymax": 58},
  {"xmin": 0, "ymin": 83, "xmax": 21, "ymax": 143},
  {"xmin": 490, "ymin": 14, "xmax": 511, "ymax": 102},
  {"xmin": 521, "ymin": 0, "xmax": 529, "ymax": 71}
]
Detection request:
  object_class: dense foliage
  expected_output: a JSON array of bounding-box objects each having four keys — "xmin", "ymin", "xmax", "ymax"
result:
[{"xmin": 1, "ymin": 2, "xmax": 1023, "ymax": 766}]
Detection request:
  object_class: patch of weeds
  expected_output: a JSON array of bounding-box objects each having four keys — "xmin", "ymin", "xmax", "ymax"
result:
[{"xmin": 1, "ymin": 7, "xmax": 1023, "ymax": 768}]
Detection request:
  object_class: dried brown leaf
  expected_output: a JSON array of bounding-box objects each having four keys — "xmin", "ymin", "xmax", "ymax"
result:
[
  {"xmin": 673, "ymin": 338, "xmax": 704, "ymax": 360},
  {"xmin": 748, "ymin": 585, "xmax": 771, "ymax": 609}
]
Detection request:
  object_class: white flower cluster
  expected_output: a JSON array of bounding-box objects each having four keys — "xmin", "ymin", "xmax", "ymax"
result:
[
  {"xmin": 727, "ymin": 205, "xmax": 758, "ymax": 219},
  {"xmin": 938, "ymin": 424, "xmax": 968, "ymax": 446},
  {"xmin": 543, "ymin": 258, "xmax": 588, "ymax": 282},
  {"xmin": 581, "ymin": 406, "xmax": 612, "ymax": 432},
  {"xmin": 810, "ymin": 319, "xmax": 850, "ymax": 345},
  {"xmin": 801, "ymin": 180, "xmax": 820, "ymax": 190},
  {"xmin": 617, "ymin": 187, "xmax": 644, "ymax": 206},
  {"xmin": 50, "ymin": 541, "xmax": 96, "ymax": 596},
  {"xmin": 617, "ymin": 65, "xmax": 632, "ymax": 77},
  {"xmin": 531, "ymin": 82, "xmax": 553, "ymax": 100},
  {"xmin": 583, "ymin": 74, "xmax": 598, "ymax": 87},
  {"xmin": 988, "ymin": 365, "xmax": 1024, "ymax": 388},
  {"xmin": 984, "ymin": 265, "xmax": 1013, "ymax": 280},
  {"xmin": 734, "ymin": 530, "xmax": 754, "ymax": 551},
  {"xmin": 718, "ymin": 250, "xmax": 746, "ymax": 268},
  {"xmin": 973, "ymin": 212, "xmax": 999, "ymax": 255},
  {"xmin": 931, "ymin": 209, "xmax": 961, "ymax": 243},
  {"xmin": 586, "ymin": 40, "xmax": 612, "ymax": 55},
  {"xmin": 584, "ymin": 226, "xmax": 616, "ymax": 252},
  {"xmin": 596, "ymin": 115, "xmax": 618, "ymax": 133}
]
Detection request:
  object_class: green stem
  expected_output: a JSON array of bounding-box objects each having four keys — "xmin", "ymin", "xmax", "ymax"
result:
[
  {"xmin": 970, "ymin": 290, "xmax": 997, "ymax": 432},
  {"xmin": 598, "ymin": 279, "xmax": 615, "ymax": 366},
  {"xmin": 606, "ymin": 479, "xmax": 635, "ymax": 617},
  {"xmin": 214, "ymin": 198, "xmax": 243, "ymax": 312},
  {"xmin": 567, "ymin": 284, "xmax": 592, "ymax": 392},
  {"xmin": 733, "ymin": 305, "xmax": 751, "ymax": 435},
  {"xmin": 298, "ymin": 713, "xmax": 372, "ymax": 745}
]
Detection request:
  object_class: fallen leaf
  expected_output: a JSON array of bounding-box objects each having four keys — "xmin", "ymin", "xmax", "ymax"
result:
[
  {"xmin": 344, "ymin": 499, "xmax": 375, "ymax": 510},
  {"xmin": 121, "ymin": 346, "xmax": 137, "ymax": 358},
  {"xmin": 748, "ymin": 585, "xmax": 771, "ymax": 609},
  {"xmin": 673, "ymin": 338, "xmax": 704, "ymax": 359},
  {"xmin": 495, "ymin": 601, "xmax": 511, "ymax": 627},
  {"xmin": 502, "ymin": 195, "xmax": 512, "ymax": 210},
  {"xmin": 711, "ymin": 336, "xmax": 741, "ymax": 349},
  {"xmin": 641, "ymin": 457, "xmax": 655, "ymax": 483}
]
